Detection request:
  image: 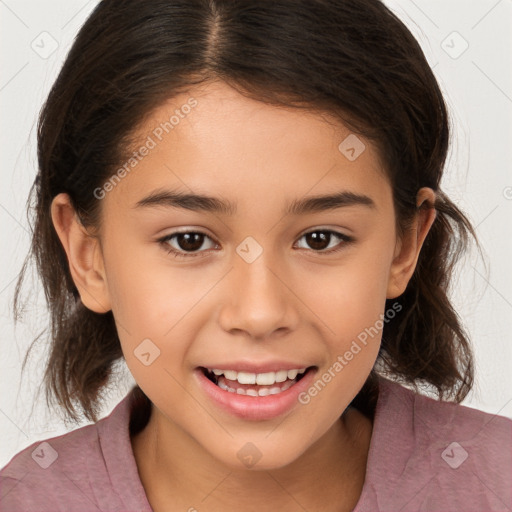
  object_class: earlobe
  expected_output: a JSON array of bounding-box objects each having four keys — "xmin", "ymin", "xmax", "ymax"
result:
[
  {"xmin": 50, "ymin": 193, "xmax": 111, "ymax": 313},
  {"xmin": 386, "ymin": 188, "xmax": 437, "ymax": 299}
]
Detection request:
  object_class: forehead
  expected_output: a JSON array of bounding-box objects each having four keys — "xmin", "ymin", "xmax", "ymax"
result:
[{"xmin": 104, "ymin": 80, "xmax": 390, "ymax": 213}]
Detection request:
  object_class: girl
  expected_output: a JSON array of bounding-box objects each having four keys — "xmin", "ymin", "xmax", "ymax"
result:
[{"xmin": 1, "ymin": 0, "xmax": 510, "ymax": 511}]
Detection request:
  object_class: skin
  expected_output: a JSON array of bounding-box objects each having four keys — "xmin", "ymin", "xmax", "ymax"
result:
[{"xmin": 51, "ymin": 80, "xmax": 436, "ymax": 511}]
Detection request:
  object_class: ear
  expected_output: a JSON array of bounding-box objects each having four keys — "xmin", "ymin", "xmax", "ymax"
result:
[
  {"xmin": 386, "ymin": 187, "xmax": 437, "ymax": 299},
  {"xmin": 50, "ymin": 193, "xmax": 111, "ymax": 313}
]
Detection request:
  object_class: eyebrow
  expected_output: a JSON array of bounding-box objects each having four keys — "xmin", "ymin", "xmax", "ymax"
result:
[{"xmin": 134, "ymin": 188, "xmax": 376, "ymax": 215}]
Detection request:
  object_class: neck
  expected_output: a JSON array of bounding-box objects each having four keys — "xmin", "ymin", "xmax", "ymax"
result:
[{"xmin": 131, "ymin": 402, "xmax": 373, "ymax": 512}]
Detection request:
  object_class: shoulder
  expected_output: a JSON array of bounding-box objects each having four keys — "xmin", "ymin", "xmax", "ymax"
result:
[
  {"xmin": 0, "ymin": 421, "xmax": 103, "ymax": 511},
  {"xmin": 357, "ymin": 376, "xmax": 512, "ymax": 511},
  {"xmin": 0, "ymin": 388, "xmax": 150, "ymax": 512},
  {"xmin": 1, "ymin": 420, "xmax": 100, "ymax": 476},
  {"xmin": 379, "ymin": 375, "xmax": 512, "ymax": 441}
]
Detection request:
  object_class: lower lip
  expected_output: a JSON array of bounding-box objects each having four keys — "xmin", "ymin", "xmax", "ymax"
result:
[{"xmin": 194, "ymin": 367, "xmax": 318, "ymax": 421}]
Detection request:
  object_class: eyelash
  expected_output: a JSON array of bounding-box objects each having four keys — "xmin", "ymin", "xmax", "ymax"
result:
[{"xmin": 157, "ymin": 229, "xmax": 354, "ymax": 259}]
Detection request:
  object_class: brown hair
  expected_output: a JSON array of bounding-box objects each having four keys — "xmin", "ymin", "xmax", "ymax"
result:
[{"xmin": 15, "ymin": 0, "xmax": 477, "ymax": 423}]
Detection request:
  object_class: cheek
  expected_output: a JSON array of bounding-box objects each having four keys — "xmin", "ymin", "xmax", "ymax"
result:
[
  {"xmin": 301, "ymin": 254, "xmax": 391, "ymax": 339},
  {"xmin": 103, "ymin": 252, "xmax": 196, "ymax": 407},
  {"xmin": 295, "ymin": 258, "xmax": 389, "ymax": 418},
  {"xmin": 102, "ymin": 239, "xmax": 224, "ymax": 388},
  {"xmin": 103, "ymin": 235, "xmax": 205, "ymax": 335}
]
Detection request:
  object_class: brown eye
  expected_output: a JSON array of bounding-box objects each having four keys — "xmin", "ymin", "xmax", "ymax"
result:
[
  {"xmin": 174, "ymin": 232, "xmax": 206, "ymax": 252},
  {"xmin": 159, "ymin": 231, "xmax": 218, "ymax": 258},
  {"xmin": 304, "ymin": 231, "xmax": 330, "ymax": 250},
  {"xmin": 296, "ymin": 230, "xmax": 353, "ymax": 253}
]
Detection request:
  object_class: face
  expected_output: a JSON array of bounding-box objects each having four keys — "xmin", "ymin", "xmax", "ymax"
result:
[{"xmin": 54, "ymin": 80, "xmax": 432, "ymax": 470}]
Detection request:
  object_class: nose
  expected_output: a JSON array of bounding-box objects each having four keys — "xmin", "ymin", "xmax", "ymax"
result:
[{"xmin": 217, "ymin": 253, "xmax": 300, "ymax": 340}]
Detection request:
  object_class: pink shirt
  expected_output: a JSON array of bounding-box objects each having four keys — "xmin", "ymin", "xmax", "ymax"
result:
[{"xmin": 1, "ymin": 376, "xmax": 511, "ymax": 511}]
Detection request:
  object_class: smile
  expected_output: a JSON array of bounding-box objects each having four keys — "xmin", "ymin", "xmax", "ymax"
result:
[{"xmin": 202, "ymin": 367, "xmax": 312, "ymax": 396}]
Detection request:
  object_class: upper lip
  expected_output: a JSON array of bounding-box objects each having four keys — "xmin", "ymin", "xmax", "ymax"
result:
[{"xmin": 199, "ymin": 362, "xmax": 316, "ymax": 373}]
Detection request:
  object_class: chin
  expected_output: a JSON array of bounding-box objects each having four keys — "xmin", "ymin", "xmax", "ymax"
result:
[{"xmin": 209, "ymin": 438, "xmax": 308, "ymax": 472}]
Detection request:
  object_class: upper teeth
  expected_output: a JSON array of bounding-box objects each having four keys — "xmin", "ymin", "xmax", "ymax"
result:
[{"xmin": 208, "ymin": 368, "xmax": 307, "ymax": 386}]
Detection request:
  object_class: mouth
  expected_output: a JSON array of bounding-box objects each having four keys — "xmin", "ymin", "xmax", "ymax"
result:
[{"xmin": 200, "ymin": 366, "xmax": 316, "ymax": 397}]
